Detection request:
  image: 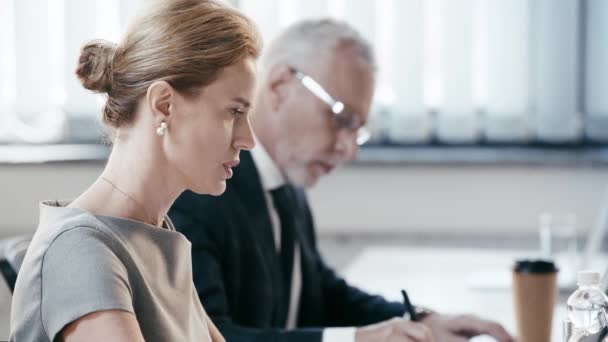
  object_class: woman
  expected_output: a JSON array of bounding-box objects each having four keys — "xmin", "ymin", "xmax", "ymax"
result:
[{"xmin": 10, "ymin": 0, "xmax": 260, "ymax": 341}]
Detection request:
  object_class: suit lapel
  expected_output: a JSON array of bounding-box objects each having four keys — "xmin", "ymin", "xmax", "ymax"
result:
[
  {"xmin": 230, "ymin": 151, "xmax": 285, "ymax": 324},
  {"xmin": 231, "ymin": 151, "xmax": 280, "ymax": 269},
  {"xmin": 290, "ymin": 187, "xmax": 320, "ymax": 327}
]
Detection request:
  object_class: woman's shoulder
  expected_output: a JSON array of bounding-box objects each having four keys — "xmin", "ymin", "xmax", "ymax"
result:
[
  {"xmin": 34, "ymin": 202, "xmax": 125, "ymax": 254},
  {"xmin": 10, "ymin": 206, "xmax": 134, "ymax": 342},
  {"xmin": 18, "ymin": 205, "xmax": 130, "ymax": 293}
]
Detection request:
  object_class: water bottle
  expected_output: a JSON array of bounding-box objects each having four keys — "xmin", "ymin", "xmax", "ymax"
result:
[{"xmin": 565, "ymin": 271, "xmax": 608, "ymax": 341}]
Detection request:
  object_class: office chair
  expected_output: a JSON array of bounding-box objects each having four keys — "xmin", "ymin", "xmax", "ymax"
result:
[{"xmin": 0, "ymin": 235, "xmax": 31, "ymax": 293}]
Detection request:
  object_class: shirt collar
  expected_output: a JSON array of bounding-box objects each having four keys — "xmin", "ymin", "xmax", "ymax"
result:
[{"xmin": 250, "ymin": 136, "xmax": 286, "ymax": 191}]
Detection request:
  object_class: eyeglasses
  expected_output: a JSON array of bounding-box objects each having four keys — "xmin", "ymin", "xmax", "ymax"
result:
[{"xmin": 289, "ymin": 68, "xmax": 371, "ymax": 146}]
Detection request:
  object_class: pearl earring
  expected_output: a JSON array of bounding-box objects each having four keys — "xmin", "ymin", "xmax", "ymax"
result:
[{"xmin": 156, "ymin": 121, "xmax": 167, "ymax": 136}]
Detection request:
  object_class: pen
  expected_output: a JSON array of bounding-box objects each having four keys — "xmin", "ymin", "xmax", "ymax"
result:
[{"xmin": 401, "ymin": 289, "xmax": 418, "ymax": 321}]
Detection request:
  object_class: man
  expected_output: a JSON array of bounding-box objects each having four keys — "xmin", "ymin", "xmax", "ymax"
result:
[{"xmin": 170, "ymin": 19, "xmax": 513, "ymax": 342}]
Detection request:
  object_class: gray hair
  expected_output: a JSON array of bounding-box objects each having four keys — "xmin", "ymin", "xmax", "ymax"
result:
[{"xmin": 259, "ymin": 18, "xmax": 376, "ymax": 76}]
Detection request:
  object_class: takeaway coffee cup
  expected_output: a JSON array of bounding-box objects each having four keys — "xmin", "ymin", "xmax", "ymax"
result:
[{"xmin": 512, "ymin": 259, "xmax": 558, "ymax": 342}]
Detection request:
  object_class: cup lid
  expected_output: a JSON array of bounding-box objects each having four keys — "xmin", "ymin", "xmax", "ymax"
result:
[{"xmin": 514, "ymin": 259, "xmax": 558, "ymax": 274}]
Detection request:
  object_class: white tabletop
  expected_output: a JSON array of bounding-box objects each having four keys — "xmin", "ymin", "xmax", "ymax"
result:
[{"xmin": 341, "ymin": 246, "xmax": 607, "ymax": 341}]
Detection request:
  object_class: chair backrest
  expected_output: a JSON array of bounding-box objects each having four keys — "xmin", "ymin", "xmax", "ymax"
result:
[
  {"xmin": 0, "ymin": 235, "xmax": 32, "ymax": 293},
  {"xmin": 0, "ymin": 259, "xmax": 17, "ymax": 293}
]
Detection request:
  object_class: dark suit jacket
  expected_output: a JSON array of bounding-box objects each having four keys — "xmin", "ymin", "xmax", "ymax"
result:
[{"xmin": 169, "ymin": 151, "xmax": 405, "ymax": 342}]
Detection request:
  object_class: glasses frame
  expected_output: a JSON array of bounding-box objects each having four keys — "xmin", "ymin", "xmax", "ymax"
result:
[{"xmin": 289, "ymin": 67, "xmax": 371, "ymax": 145}]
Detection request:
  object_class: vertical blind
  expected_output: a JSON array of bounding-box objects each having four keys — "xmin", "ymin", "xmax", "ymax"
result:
[
  {"xmin": 239, "ymin": 0, "xmax": 608, "ymax": 144},
  {"xmin": 0, "ymin": 0, "xmax": 146, "ymax": 143},
  {"xmin": 1, "ymin": 0, "xmax": 606, "ymax": 144}
]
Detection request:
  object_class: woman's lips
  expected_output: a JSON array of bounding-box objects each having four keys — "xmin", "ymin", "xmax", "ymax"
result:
[{"xmin": 222, "ymin": 160, "xmax": 240, "ymax": 179}]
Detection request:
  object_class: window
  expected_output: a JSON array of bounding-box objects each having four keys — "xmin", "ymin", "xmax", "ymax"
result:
[
  {"xmin": 0, "ymin": 0, "xmax": 146, "ymax": 143},
  {"xmin": 1, "ymin": 0, "xmax": 607, "ymax": 145},
  {"xmin": 238, "ymin": 0, "xmax": 608, "ymax": 145}
]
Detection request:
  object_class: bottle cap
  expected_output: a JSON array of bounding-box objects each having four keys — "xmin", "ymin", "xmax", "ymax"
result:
[{"xmin": 577, "ymin": 271, "xmax": 600, "ymax": 286}]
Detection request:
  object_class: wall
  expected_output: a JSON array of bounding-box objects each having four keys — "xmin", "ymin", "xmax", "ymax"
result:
[
  {"xmin": 309, "ymin": 164, "xmax": 608, "ymax": 238},
  {"xmin": 1, "ymin": 162, "xmax": 607, "ymax": 238}
]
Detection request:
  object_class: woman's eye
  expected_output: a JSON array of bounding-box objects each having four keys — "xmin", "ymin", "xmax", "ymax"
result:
[{"xmin": 230, "ymin": 108, "xmax": 245, "ymax": 117}]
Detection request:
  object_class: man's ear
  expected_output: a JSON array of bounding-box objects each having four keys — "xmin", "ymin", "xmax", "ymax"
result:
[
  {"xmin": 265, "ymin": 64, "xmax": 294, "ymax": 112},
  {"xmin": 146, "ymin": 80, "xmax": 174, "ymax": 126}
]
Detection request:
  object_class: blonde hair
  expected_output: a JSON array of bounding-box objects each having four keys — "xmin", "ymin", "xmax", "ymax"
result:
[{"xmin": 76, "ymin": 0, "xmax": 261, "ymax": 128}]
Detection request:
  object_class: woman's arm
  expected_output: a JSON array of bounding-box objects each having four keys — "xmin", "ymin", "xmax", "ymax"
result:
[
  {"xmin": 61, "ymin": 310, "xmax": 145, "ymax": 342},
  {"xmin": 207, "ymin": 315, "xmax": 226, "ymax": 342}
]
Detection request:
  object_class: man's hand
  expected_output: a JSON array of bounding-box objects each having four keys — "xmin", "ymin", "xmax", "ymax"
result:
[
  {"xmin": 355, "ymin": 317, "xmax": 435, "ymax": 342},
  {"xmin": 420, "ymin": 313, "xmax": 515, "ymax": 342}
]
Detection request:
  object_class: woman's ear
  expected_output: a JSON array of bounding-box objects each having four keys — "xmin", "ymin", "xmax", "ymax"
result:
[
  {"xmin": 266, "ymin": 64, "xmax": 294, "ymax": 112},
  {"xmin": 146, "ymin": 80, "xmax": 174, "ymax": 126}
]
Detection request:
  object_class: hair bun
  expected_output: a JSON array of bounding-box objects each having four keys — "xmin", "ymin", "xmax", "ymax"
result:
[{"xmin": 75, "ymin": 40, "xmax": 116, "ymax": 93}]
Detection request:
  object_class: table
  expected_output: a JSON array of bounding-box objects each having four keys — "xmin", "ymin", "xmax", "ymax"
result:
[{"xmin": 341, "ymin": 246, "xmax": 607, "ymax": 341}]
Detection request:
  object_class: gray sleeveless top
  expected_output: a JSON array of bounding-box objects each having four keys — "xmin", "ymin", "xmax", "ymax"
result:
[{"xmin": 10, "ymin": 201, "xmax": 212, "ymax": 342}]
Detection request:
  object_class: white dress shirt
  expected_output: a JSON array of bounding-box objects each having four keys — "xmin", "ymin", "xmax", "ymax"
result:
[{"xmin": 250, "ymin": 142, "xmax": 356, "ymax": 342}]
